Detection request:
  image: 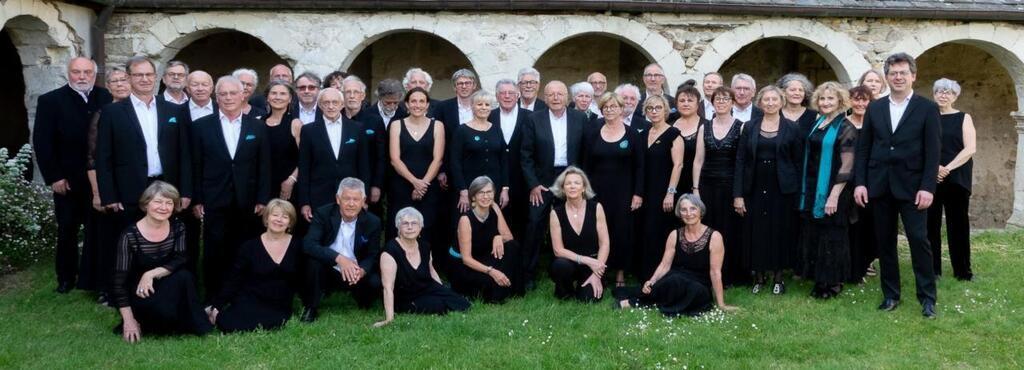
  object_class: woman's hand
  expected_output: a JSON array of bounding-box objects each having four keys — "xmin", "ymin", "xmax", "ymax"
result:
[
  {"xmin": 825, "ymin": 194, "xmax": 839, "ymax": 216},
  {"xmin": 662, "ymin": 193, "xmax": 674, "ymax": 212},
  {"xmin": 92, "ymin": 194, "xmax": 104, "ymax": 212},
  {"xmin": 280, "ymin": 178, "xmax": 295, "ymax": 200},
  {"xmin": 487, "ymin": 268, "xmax": 511, "ymax": 287},
  {"xmin": 412, "ymin": 178, "xmax": 430, "ymax": 194},
  {"xmin": 500, "ymin": 188, "xmax": 510, "ymax": 209},
  {"xmin": 733, "ymin": 197, "xmax": 746, "ymax": 216},
  {"xmin": 491, "ymin": 237, "xmax": 505, "ymax": 259},
  {"xmin": 581, "ymin": 273, "xmax": 604, "ymax": 299},
  {"xmin": 641, "ymin": 280, "xmax": 655, "ymax": 295},
  {"xmin": 583, "ymin": 257, "xmax": 606, "ymax": 278},
  {"xmin": 136, "ymin": 273, "xmax": 155, "ymax": 299},
  {"xmin": 718, "ymin": 304, "xmax": 740, "ymax": 313},
  {"xmin": 122, "ymin": 317, "xmax": 141, "ymax": 343},
  {"xmin": 437, "ymin": 173, "xmax": 449, "ymax": 190},
  {"xmin": 458, "ymin": 191, "xmax": 470, "ymax": 213},
  {"xmin": 372, "ymin": 319, "xmax": 393, "ymax": 328},
  {"xmin": 630, "ymin": 196, "xmax": 643, "ymax": 211}
]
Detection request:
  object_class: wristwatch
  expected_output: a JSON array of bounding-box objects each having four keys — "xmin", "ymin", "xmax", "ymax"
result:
[{"xmin": 666, "ymin": 187, "xmax": 677, "ymax": 194}]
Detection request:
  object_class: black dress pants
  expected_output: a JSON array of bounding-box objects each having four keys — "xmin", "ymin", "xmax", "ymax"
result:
[
  {"xmin": 449, "ymin": 240, "xmax": 524, "ymax": 303},
  {"xmin": 202, "ymin": 203, "xmax": 260, "ymax": 300},
  {"xmin": 549, "ymin": 257, "xmax": 600, "ymax": 302},
  {"xmin": 304, "ymin": 257, "xmax": 382, "ymax": 309},
  {"xmin": 872, "ymin": 195, "xmax": 937, "ymax": 305},
  {"xmin": 927, "ymin": 182, "xmax": 973, "ymax": 279},
  {"xmin": 53, "ymin": 188, "xmax": 90, "ymax": 285},
  {"xmin": 522, "ymin": 191, "xmax": 560, "ymax": 284}
]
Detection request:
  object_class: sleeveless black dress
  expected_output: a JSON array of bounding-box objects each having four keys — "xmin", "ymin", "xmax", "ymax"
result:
[
  {"xmin": 211, "ymin": 236, "xmax": 302, "ymax": 333},
  {"xmin": 264, "ymin": 113, "xmax": 298, "ymax": 200},
  {"xmin": 388, "ymin": 119, "xmax": 441, "ymax": 241},
  {"xmin": 583, "ymin": 127, "xmax": 644, "ymax": 273},
  {"xmin": 450, "ymin": 209, "xmax": 523, "ymax": 302},
  {"xmin": 637, "ymin": 126, "xmax": 682, "ymax": 280},
  {"xmin": 677, "ymin": 120, "xmax": 705, "ymax": 194},
  {"xmin": 632, "ymin": 226, "xmax": 715, "ymax": 317},
  {"xmin": 699, "ymin": 119, "xmax": 745, "ymax": 285},
  {"xmin": 550, "ymin": 200, "xmax": 603, "ymax": 301},
  {"xmin": 383, "ymin": 239, "xmax": 470, "ymax": 314}
]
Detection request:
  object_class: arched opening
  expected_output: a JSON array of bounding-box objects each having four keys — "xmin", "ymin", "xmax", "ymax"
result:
[
  {"xmin": 917, "ymin": 42, "xmax": 1018, "ymax": 227},
  {"xmin": 718, "ymin": 38, "xmax": 839, "ymax": 90},
  {"xmin": 0, "ymin": 28, "xmax": 29, "ymax": 158},
  {"xmin": 171, "ymin": 30, "xmax": 287, "ymax": 92},
  {"xmin": 347, "ymin": 31, "xmax": 473, "ymax": 100},
  {"xmin": 534, "ymin": 34, "xmax": 651, "ymax": 90}
]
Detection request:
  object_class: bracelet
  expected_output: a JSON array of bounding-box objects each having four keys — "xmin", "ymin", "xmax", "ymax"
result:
[
  {"xmin": 485, "ymin": 266, "xmax": 493, "ymax": 274},
  {"xmin": 575, "ymin": 255, "xmax": 581, "ymax": 264}
]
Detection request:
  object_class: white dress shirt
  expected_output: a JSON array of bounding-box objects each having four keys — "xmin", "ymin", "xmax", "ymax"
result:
[
  {"xmin": 588, "ymin": 102, "xmax": 603, "ymax": 118},
  {"xmin": 189, "ymin": 99, "xmax": 214, "ymax": 121},
  {"xmin": 550, "ymin": 110, "xmax": 569, "ymax": 167},
  {"xmin": 889, "ymin": 91, "xmax": 913, "ymax": 133},
  {"xmin": 732, "ymin": 104, "xmax": 753, "ymax": 122},
  {"xmin": 325, "ymin": 115, "xmax": 343, "ymax": 159},
  {"xmin": 457, "ymin": 100, "xmax": 473, "ymax": 125},
  {"xmin": 623, "ymin": 110, "xmax": 636, "ymax": 127},
  {"xmin": 377, "ymin": 102, "xmax": 396, "ymax": 128},
  {"xmin": 219, "ymin": 111, "xmax": 243, "ymax": 159},
  {"xmin": 703, "ymin": 99, "xmax": 716, "ymax": 121},
  {"xmin": 330, "ymin": 217, "xmax": 358, "ymax": 272},
  {"xmin": 520, "ymin": 98, "xmax": 537, "ymax": 111},
  {"xmin": 299, "ymin": 103, "xmax": 318, "ymax": 124},
  {"xmin": 499, "ymin": 108, "xmax": 518, "ymax": 144},
  {"xmin": 130, "ymin": 94, "xmax": 163, "ymax": 176},
  {"xmin": 162, "ymin": 90, "xmax": 189, "ymax": 105}
]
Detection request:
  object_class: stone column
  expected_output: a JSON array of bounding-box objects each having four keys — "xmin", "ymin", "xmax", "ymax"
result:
[{"xmin": 1007, "ymin": 112, "xmax": 1024, "ymax": 228}]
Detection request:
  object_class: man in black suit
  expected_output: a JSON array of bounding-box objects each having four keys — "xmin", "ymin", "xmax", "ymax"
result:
[
  {"xmin": 191, "ymin": 75, "xmax": 271, "ymax": 299},
  {"xmin": 613, "ymin": 84, "xmax": 651, "ymax": 132},
  {"xmin": 518, "ymin": 67, "xmax": 547, "ymax": 112},
  {"xmin": 33, "ymin": 56, "xmax": 113, "ymax": 293},
  {"xmin": 95, "ymin": 55, "xmax": 192, "ymax": 252},
  {"xmin": 342, "ymin": 76, "xmax": 386, "ymax": 207},
  {"xmin": 854, "ymin": 52, "xmax": 941, "ymax": 318},
  {"xmin": 490, "ymin": 79, "xmax": 531, "ymax": 240},
  {"xmin": 301, "ymin": 177, "xmax": 383, "ymax": 322},
  {"xmin": 363, "ymin": 79, "xmax": 405, "ymax": 129},
  {"xmin": 519, "ymin": 81, "xmax": 587, "ymax": 289},
  {"xmin": 730, "ymin": 73, "xmax": 764, "ymax": 123},
  {"xmin": 432, "ymin": 69, "xmax": 480, "ymax": 255},
  {"xmin": 297, "ymin": 87, "xmax": 370, "ymax": 222}
]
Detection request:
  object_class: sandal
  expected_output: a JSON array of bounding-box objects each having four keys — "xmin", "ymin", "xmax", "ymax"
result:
[
  {"xmin": 751, "ymin": 283, "xmax": 762, "ymax": 294},
  {"xmin": 772, "ymin": 282, "xmax": 785, "ymax": 295}
]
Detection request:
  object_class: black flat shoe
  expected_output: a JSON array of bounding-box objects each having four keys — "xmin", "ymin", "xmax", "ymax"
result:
[
  {"xmin": 300, "ymin": 307, "xmax": 319, "ymax": 323},
  {"xmin": 878, "ymin": 298, "xmax": 900, "ymax": 311},
  {"xmin": 771, "ymin": 282, "xmax": 785, "ymax": 295},
  {"xmin": 922, "ymin": 302, "xmax": 937, "ymax": 319},
  {"xmin": 55, "ymin": 282, "xmax": 73, "ymax": 294},
  {"xmin": 96, "ymin": 292, "xmax": 110, "ymax": 306}
]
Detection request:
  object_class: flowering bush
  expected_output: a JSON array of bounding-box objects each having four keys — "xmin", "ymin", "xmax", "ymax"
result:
[{"xmin": 0, "ymin": 145, "xmax": 56, "ymax": 274}]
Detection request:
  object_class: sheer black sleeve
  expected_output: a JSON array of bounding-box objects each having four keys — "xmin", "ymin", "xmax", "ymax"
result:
[
  {"xmin": 160, "ymin": 220, "xmax": 188, "ymax": 273},
  {"xmin": 834, "ymin": 121, "xmax": 859, "ymax": 184},
  {"xmin": 111, "ymin": 228, "xmax": 135, "ymax": 308}
]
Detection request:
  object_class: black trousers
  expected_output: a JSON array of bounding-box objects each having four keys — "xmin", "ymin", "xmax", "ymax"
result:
[
  {"xmin": 549, "ymin": 257, "xmax": 601, "ymax": 302},
  {"xmin": 53, "ymin": 188, "xmax": 91, "ymax": 285},
  {"xmin": 181, "ymin": 207, "xmax": 202, "ymax": 274},
  {"xmin": 449, "ymin": 240, "xmax": 524, "ymax": 303},
  {"xmin": 927, "ymin": 182, "xmax": 973, "ymax": 279},
  {"xmin": 118, "ymin": 270, "xmax": 213, "ymax": 336},
  {"xmin": 872, "ymin": 195, "xmax": 937, "ymax": 305},
  {"xmin": 303, "ymin": 257, "xmax": 382, "ymax": 309},
  {"xmin": 202, "ymin": 203, "xmax": 260, "ymax": 301},
  {"xmin": 522, "ymin": 190, "xmax": 561, "ymax": 284},
  {"xmin": 77, "ymin": 207, "xmax": 119, "ymax": 292}
]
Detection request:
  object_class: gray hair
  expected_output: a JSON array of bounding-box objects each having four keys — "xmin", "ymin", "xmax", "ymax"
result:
[
  {"xmin": 394, "ymin": 207, "xmax": 424, "ymax": 228},
  {"xmin": 295, "ymin": 71, "xmax": 322, "ymax": 87},
  {"xmin": 517, "ymin": 67, "xmax": 540, "ymax": 82},
  {"xmin": 232, "ymin": 68, "xmax": 259, "ymax": 85},
  {"xmin": 125, "ymin": 55, "xmax": 156, "ymax": 75},
  {"xmin": 403, "ymin": 68, "xmax": 434, "ymax": 90},
  {"xmin": 139, "ymin": 180, "xmax": 181, "ymax": 212},
  {"xmin": 933, "ymin": 78, "xmax": 961, "ymax": 96},
  {"xmin": 468, "ymin": 176, "xmax": 495, "ymax": 202},
  {"xmin": 375, "ymin": 79, "xmax": 404, "ymax": 99},
  {"xmin": 105, "ymin": 66, "xmax": 126, "ymax": 81},
  {"xmin": 884, "ymin": 52, "xmax": 918, "ymax": 75},
  {"xmin": 317, "ymin": 87, "xmax": 343, "ymax": 103},
  {"xmin": 336, "ymin": 177, "xmax": 367, "ymax": 197},
  {"xmin": 731, "ymin": 73, "xmax": 756, "ymax": 90},
  {"xmin": 470, "ymin": 89, "xmax": 495, "ymax": 106},
  {"xmin": 452, "ymin": 68, "xmax": 478, "ymax": 83},
  {"xmin": 215, "ymin": 75, "xmax": 243, "ymax": 94},
  {"xmin": 495, "ymin": 78, "xmax": 518, "ymax": 93},
  {"xmin": 342, "ymin": 75, "xmax": 366, "ymax": 93},
  {"xmin": 68, "ymin": 56, "xmax": 98, "ymax": 74},
  {"xmin": 613, "ymin": 83, "xmax": 641, "ymax": 98},
  {"xmin": 165, "ymin": 60, "xmax": 190, "ymax": 74},
  {"xmin": 755, "ymin": 85, "xmax": 785, "ymax": 110},
  {"xmin": 570, "ymin": 82, "xmax": 594, "ymax": 97},
  {"xmin": 675, "ymin": 193, "xmax": 707, "ymax": 219},
  {"xmin": 550, "ymin": 166, "xmax": 596, "ymax": 200},
  {"xmin": 776, "ymin": 73, "xmax": 813, "ymax": 105}
]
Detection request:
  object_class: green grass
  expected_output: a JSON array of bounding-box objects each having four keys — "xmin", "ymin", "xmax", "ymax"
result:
[{"xmin": 1, "ymin": 230, "xmax": 1022, "ymax": 369}]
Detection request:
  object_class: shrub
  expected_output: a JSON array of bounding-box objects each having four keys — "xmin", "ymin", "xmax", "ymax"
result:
[{"xmin": 0, "ymin": 144, "xmax": 56, "ymax": 274}]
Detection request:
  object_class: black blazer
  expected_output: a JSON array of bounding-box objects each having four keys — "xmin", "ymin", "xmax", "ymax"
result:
[
  {"xmin": 854, "ymin": 94, "xmax": 941, "ymax": 201},
  {"xmin": 350, "ymin": 109, "xmax": 387, "ymax": 189},
  {"xmin": 520, "ymin": 98, "xmax": 547, "ymax": 112},
  {"xmin": 303, "ymin": 205, "xmax": 382, "ymax": 273},
  {"xmin": 191, "ymin": 112, "xmax": 271, "ymax": 209},
  {"xmin": 489, "ymin": 107, "xmax": 531, "ymax": 194},
  {"xmin": 520, "ymin": 108, "xmax": 586, "ymax": 190},
  {"xmin": 733, "ymin": 117, "xmax": 804, "ymax": 197},
  {"xmin": 33, "ymin": 85, "xmax": 112, "ymax": 189},
  {"xmin": 297, "ymin": 116, "xmax": 370, "ymax": 209},
  {"xmin": 95, "ymin": 96, "xmax": 192, "ymax": 206}
]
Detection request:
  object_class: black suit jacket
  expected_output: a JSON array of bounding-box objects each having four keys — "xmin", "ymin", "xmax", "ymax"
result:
[
  {"xmin": 191, "ymin": 112, "xmax": 270, "ymax": 209},
  {"xmin": 733, "ymin": 117, "xmax": 804, "ymax": 197},
  {"xmin": 33, "ymin": 85, "xmax": 112, "ymax": 189},
  {"xmin": 520, "ymin": 98, "xmax": 547, "ymax": 112},
  {"xmin": 349, "ymin": 109, "xmax": 387, "ymax": 188},
  {"xmin": 520, "ymin": 108, "xmax": 586, "ymax": 190},
  {"xmin": 297, "ymin": 116, "xmax": 370, "ymax": 209},
  {"xmin": 489, "ymin": 107, "xmax": 531, "ymax": 194},
  {"xmin": 95, "ymin": 96, "xmax": 192, "ymax": 206},
  {"xmin": 303, "ymin": 205, "xmax": 382, "ymax": 273},
  {"xmin": 854, "ymin": 94, "xmax": 941, "ymax": 201}
]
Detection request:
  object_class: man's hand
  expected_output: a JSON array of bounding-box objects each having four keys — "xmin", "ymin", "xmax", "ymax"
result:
[
  {"xmin": 915, "ymin": 190, "xmax": 934, "ymax": 210},
  {"xmin": 529, "ymin": 185, "xmax": 548, "ymax": 207},
  {"xmin": 51, "ymin": 179, "xmax": 70, "ymax": 195},
  {"xmin": 854, "ymin": 186, "xmax": 869, "ymax": 207}
]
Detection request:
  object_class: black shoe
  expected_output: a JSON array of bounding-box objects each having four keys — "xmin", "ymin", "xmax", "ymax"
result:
[
  {"xmin": 772, "ymin": 282, "xmax": 785, "ymax": 295},
  {"xmin": 878, "ymin": 298, "xmax": 900, "ymax": 311},
  {"xmin": 55, "ymin": 281, "xmax": 73, "ymax": 294},
  {"xmin": 922, "ymin": 302, "xmax": 937, "ymax": 319},
  {"xmin": 751, "ymin": 283, "xmax": 762, "ymax": 294},
  {"xmin": 955, "ymin": 274, "xmax": 974, "ymax": 282},
  {"xmin": 300, "ymin": 307, "xmax": 319, "ymax": 323},
  {"xmin": 97, "ymin": 292, "xmax": 110, "ymax": 306}
]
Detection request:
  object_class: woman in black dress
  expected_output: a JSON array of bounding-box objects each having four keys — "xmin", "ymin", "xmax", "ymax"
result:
[
  {"xmin": 450, "ymin": 176, "xmax": 523, "ymax": 302},
  {"xmin": 671, "ymin": 83, "xmax": 705, "ymax": 194},
  {"xmin": 928, "ymin": 78, "xmax": 977, "ymax": 281},
  {"xmin": 263, "ymin": 81, "xmax": 303, "ymax": 201},
  {"xmin": 388, "ymin": 87, "xmax": 445, "ymax": 249},
  {"xmin": 799, "ymin": 82, "xmax": 858, "ymax": 299},
  {"xmin": 616, "ymin": 194, "xmax": 738, "ymax": 316},
  {"xmin": 375, "ymin": 207, "xmax": 471, "ymax": 327},
  {"xmin": 111, "ymin": 181, "xmax": 212, "ymax": 343},
  {"xmin": 451, "ymin": 90, "xmax": 509, "ymax": 212},
  {"xmin": 692, "ymin": 86, "xmax": 746, "ymax": 286},
  {"xmin": 207, "ymin": 199, "xmax": 301, "ymax": 333},
  {"xmin": 584, "ymin": 92, "xmax": 644, "ymax": 287},
  {"xmin": 733, "ymin": 86, "xmax": 803, "ymax": 295},
  {"xmin": 636, "ymin": 95, "xmax": 684, "ymax": 281},
  {"xmin": 549, "ymin": 167, "xmax": 610, "ymax": 302},
  {"xmin": 777, "ymin": 73, "xmax": 818, "ymax": 136},
  {"xmin": 846, "ymin": 86, "xmax": 876, "ymax": 282}
]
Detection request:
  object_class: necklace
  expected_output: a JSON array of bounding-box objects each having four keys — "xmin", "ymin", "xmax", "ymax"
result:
[
  {"xmin": 566, "ymin": 201, "xmax": 584, "ymax": 218},
  {"xmin": 472, "ymin": 208, "xmax": 489, "ymax": 221}
]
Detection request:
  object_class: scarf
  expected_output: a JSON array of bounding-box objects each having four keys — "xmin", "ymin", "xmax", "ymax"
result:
[{"xmin": 800, "ymin": 114, "xmax": 845, "ymax": 219}]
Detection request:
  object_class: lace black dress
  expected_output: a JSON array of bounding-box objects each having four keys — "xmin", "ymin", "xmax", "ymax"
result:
[
  {"xmin": 631, "ymin": 226, "xmax": 715, "ymax": 317},
  {"xmin": 699, "ymin": 119, "xmax": 745, "ymax": 285}
]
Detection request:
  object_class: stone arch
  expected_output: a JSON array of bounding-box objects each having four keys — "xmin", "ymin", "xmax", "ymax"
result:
[
  {"xmin": 693, "ymin": 19, "xmax": 872, "ymax": 85},
  {"xmin": 533, "ymin": 32, "xmax": 654, "ymax": 92},
  {"xmin": 169, "ymin": 29, "xmax": 288, "ymax": 92},
  {"xmin": 343, "ymin": 29, "xmax": 474, "ymax": 100},
  {"xmin": 718, "ymin": 38, "xmax": 839, "ymax": 90}
]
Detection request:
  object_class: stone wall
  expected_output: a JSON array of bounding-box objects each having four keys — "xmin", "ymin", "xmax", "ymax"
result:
[
  {"xmin": 534, "ymin": 35, "xmax": 649, "ymax": 91},
  {"xmin": 718, "ymin": 38, "xmax": 839, "ymax": 90},
  {"xmin": 347, "ymin": 32, "xmax": 470, "ymax": 100},
  {"xmin": 171, "ymin": 31, "xmax": 288, "ymax": 94}
]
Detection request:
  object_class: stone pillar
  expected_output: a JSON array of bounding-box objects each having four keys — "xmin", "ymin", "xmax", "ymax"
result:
[{"xmin": 1007, "ymin": 112, "xmax": 1024, "ymax": 228}]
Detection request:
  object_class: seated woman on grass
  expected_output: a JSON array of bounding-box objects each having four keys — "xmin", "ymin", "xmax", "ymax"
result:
[
  {"xmin": 548, "ymin": 166, "xmax": 610, "ymax": 302},
  {"xmin": 449, "ymin": 176, "xmax": 524, "ymax": 303},
  {"xmin": 111, "ymin": 181, "xmax": 212, "ymax": 343},
  {"xmin": 374, "ymin": 207, "xmax": 471, "ymax": 327}
]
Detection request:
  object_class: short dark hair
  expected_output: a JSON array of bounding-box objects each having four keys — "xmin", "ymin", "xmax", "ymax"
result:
[
  {"xmin": 848, "ymin": 85, "xmax": 873, "ymax": 101},
  {"xmin": 377, "ymin": 78, "xmax": 404, "ymax": 99},
  {"xmin": 323, "ymin": 71, "xmax": 349, "ymax": 88},
  {"xmin": 884, "ymin": 52, "xmax": 917, "ymax": 75},
  {"xmin": 675, "ymin": 80, "xmax": 701, "ymax": 102},
  {"xmin": 404, "ymin": 86, "xmax": 431, "ymax": 103},
  {"xmin": 710, "ymin": 86, "xmax": 735, "ymax": 104},
  {"xmin": 125, "ymin": 55, "xmax": 156, "ymax": 75},
  {"xmin": 295, "ymin": 71, "xmax": 322, "ymax": 88}
]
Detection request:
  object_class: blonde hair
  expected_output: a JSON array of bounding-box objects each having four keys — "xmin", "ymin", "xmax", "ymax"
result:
[
  {"xmin": 138, "ymin": 181, "xmax": 180, "ymax": 212},
  {"xmin": 810, "ymin": 81, "xmax": 851, "ymax": 113},
  {"xmin": 262, "ymin": 198, "xmax": 297, "ymax": 229},
  {"xmin": 550, "ymin": 166, "xmax": 596, "ymax": 200},
  {"xmin": 596, "ymin": 92, "xmax": 624, "ymax": 111}
]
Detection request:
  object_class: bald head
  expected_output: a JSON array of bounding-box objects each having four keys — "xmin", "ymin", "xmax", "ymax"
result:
[
  {"xmin": 543, "ymin": 81, "xmax": 568, "ymax": 113},
  {"xmin": 67, "ymin": 57, "xmax": 97, "ymax": 92},
  {"xmin": 318, "ymin": 87, "xmax": 344, "ymax": 120},
  {"xmin": 187, "ymin": 70, "xmax": 214, "ymax": 105}
]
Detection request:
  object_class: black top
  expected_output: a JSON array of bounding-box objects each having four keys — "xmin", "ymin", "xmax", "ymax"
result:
[
  {"xmin": 791, "ymin": 108, "xmax": 819, "ymax": 137},
  {"xmin": 700, "ymin": 119, "xmax": 742, "ymax": 183},
  {"xmin": 464, "ymin": 209, "xmax": 499, "ymax": 262},
  {"xmin": 554, "ymin": 200, "xmax": 599, "ymax": 257},
  {"xmin": 112, "ymin": 220, "xmax": 188, "ymax": 308},
  {"xmin": 450, "ymin": 122, "xmax": 509, "ymax": 191},
  {"xmin": 396, "ymin": 119, "xmax": 439, "ymax": 179},
  {"xmin": 678, "ymin": 120, "xmax": 704, "ymax": 192},
  {"xmin": 733, "ymin": 117, "xmax": 804, "ymax": 197},
  {"xmin": 643, "ymin": 126, "xmax": 681, "ymax": 201},
  {"xmin": 802, "ymin": 119, "xmax": 858, "ymax": 224},
  {"xmin": 211, "ymin": 235, "xmax": 302, "ymax": 311},
  {"xmin": 265, "ymin": 113, "xmax": 299, "ymax": 199},
  {"xmin": 939, "ymin": 112, "xmax": 972, "ymax": 192},
  {"xmin": 382, "ymin": 239, "xmax": 440, "ymax": 304},
  {"xmin": 672, "ymin": 226, "xmax": 713, "ymax": 287}
]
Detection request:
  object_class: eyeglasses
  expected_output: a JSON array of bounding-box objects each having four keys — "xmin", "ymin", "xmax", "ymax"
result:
[
  {"xmin": 934, "ymin": 89, "xmax": 957, "ymax": 96},
  {"xmin": 297, "ymin": 85, "xmax": 319, "ymax": 91},
  {"xmin": 518, "ymin": 80, "xmax": 539, "ymax": 86},
  {"xmin": 643, "ymin": 73, "xmax": 665, "ymax": 79},
  {"xmin": 644, "ymin": 106, "xmax": 665, "ymax": 112},
  {"xmin": 887, "ymin": 70, "xmax": 912, "ymax": 77},
  {"xmin": 164, "ymin": 72, "xmax": 186, "ymax": 79},
  {"xmin": 713, "ymin": 96, "xmax": 733, "ymax": 103},
  {"xmin": 455, "ymin": 81, "xmax": 475, "ymax": 87}
]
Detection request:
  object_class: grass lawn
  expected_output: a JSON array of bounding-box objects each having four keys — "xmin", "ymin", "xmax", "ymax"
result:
[{"xmin": 1, "ymin": 230, "xmax": 1021, "ymax": 369}]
